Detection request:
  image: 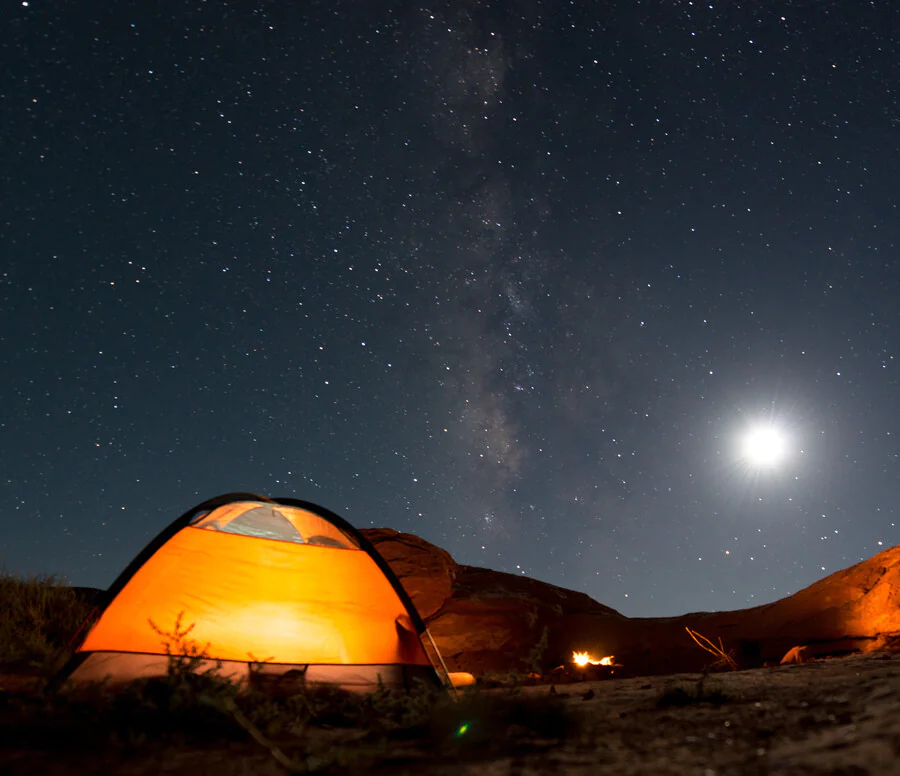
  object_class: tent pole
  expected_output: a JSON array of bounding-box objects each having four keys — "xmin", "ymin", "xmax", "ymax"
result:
[{"xmin": 423, "ymin": 628, "xmax": 458, "ymax": 698}]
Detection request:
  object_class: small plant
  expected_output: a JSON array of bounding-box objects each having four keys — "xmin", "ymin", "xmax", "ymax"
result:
[
  {"xmin": 521, "ymin": 626, "xmax": 550, "ymax": 676},
  {"xmin": 362, "ymin": 677, "xmax": 442, "ymax": 732},
  {"xmin": 686, "ymin": 627, "xmax": 738, "ymax": 671},
  {"xmin": 147, "ymin": 611, "xmax": 215, "ymax": 678},
  {"xmin": 657, "ymin": 674, "xmax": 734, "ymax": 708}
]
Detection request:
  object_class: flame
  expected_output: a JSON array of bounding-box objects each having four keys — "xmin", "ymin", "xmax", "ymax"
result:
[
  {"xmin": 572, "ymin": 651, "xmax": 615, "ymax": 667},
  {"xmin": 572, "ymin": 651, "xmax": 591, "ymax": 667}
]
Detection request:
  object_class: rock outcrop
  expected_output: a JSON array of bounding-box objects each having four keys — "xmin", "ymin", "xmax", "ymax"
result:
[
  {"xmin": 363, "ymin": 528, "xmax": 457, "ymax": 620},
  {"xmin": 360, "ymin": 530, "xmax": 900, "ymax": 677}
]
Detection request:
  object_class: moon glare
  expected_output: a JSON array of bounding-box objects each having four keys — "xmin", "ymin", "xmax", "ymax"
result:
[{"xmin": 740, "ymin": 425, "xmax": 788, "ymax": 467}]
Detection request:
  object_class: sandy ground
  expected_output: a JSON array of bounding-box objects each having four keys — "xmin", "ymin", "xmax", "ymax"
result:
[
  {"xmin": 3, "ymin": 651, "xmax": 899, "ymax": 775},
  {"xmin": 504, "ymin": 651, "xmax": 900, "ymax": 776}
]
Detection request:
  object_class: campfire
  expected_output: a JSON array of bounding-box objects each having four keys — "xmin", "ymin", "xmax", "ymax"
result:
[
  {"xmin": 572, "ymin": 651, "xmax": 614, "ymax": 667},
  {"xmin": 547, "ymin": 650, "xmax": 620, "ymax": 683}
]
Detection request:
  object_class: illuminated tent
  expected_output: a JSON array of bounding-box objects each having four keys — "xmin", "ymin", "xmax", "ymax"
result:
[{"xmin": 61, "ymin": 494, "xmax": 449, "ymax": 691}]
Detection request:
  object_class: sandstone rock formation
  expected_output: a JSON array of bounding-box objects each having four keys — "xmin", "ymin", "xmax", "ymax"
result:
[
  {"xmin": 363, "ymin": 528, "xmax": 457, "ymax": 620},
  {"xmin": 360, "ymin": 530, "xmax": 900, "ymax": 677}
]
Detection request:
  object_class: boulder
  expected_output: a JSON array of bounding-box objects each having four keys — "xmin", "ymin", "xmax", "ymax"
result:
[{"xmin": 362, "ymin": 528, "xmax": 456, "ymax": 619}]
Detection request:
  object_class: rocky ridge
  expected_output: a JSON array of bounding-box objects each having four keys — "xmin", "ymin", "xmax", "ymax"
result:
[{"xmin": 363, "ymin": 529, "xmax": 900, "ymax": 676}]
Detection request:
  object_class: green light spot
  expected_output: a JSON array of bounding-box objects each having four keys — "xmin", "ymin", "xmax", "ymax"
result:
[{"xmin": 457, "ymin": 722, "xmax": 470, "ymax": 736}]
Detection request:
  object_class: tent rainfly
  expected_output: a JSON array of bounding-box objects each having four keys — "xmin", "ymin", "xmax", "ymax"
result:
[{"xmin": 60, "ymin": 493, "xmax": 450, "ymax": 691}]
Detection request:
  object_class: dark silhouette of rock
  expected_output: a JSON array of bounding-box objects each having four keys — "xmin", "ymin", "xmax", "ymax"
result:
[{"xmin": 360, "ymin": 529, "xmax": 900, "ymax": 677}]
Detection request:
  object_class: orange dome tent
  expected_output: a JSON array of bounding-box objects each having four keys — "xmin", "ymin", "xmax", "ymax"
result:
[{"xmin": 60, "ymin": 494, "xmax": 450, "ymax": 691}]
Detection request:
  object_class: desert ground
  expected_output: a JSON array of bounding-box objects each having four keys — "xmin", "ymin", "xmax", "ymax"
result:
[
  {"xmin": 3, "ymin": 651, "xmax": 899, "ymax": 775},
  {"xmin": 507, "ymin": 651, "xmax": 900, "ymax": 776}
]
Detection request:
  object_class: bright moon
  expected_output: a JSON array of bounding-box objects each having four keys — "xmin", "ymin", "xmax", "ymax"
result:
[{"xmin": 740, "ymin": 425, "xmax": 788, "ymax": 467}]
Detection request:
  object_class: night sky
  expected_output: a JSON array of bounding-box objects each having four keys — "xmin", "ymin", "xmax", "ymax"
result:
[{"xmin": 2, "ymin": 1, "xmax": 898, "ymax": 617}]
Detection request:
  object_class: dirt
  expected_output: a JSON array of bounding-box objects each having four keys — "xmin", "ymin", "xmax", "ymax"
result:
[
  {"xmin": 2, "ymin": 651, "xmax": 900, "ymax": 775},
  {"xmin": 507, "ymin": 651, "xmax": 900, "ymax": 776}
]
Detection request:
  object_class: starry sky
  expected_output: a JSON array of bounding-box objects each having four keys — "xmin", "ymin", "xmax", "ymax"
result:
[{"xmin": 2, "ymin": 1, "xmax": 898, "ymax": 618}]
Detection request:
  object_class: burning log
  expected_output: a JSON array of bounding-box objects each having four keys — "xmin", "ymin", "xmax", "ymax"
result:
[
  {"xmin": 572, "ymin": 651, "xmax": 614, "ymax": 667},
  {"xmin": 564, "ymin": 651, "xmax": 622, "ymax": 681}
]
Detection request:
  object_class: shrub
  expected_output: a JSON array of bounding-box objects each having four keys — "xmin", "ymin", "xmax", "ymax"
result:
[{"xmin": 0, "ymin": 573, "xmax": 96, "ymax": 670}]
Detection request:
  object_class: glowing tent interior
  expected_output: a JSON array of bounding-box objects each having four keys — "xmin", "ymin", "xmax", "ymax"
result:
[{"xmin": 60, "ymin": 493, "xmax": 450, "ymax": 691}]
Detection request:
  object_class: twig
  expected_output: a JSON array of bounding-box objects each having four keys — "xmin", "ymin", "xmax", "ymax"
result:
[
  {"xmin": 209, "ymin": 694, "xmax": 305, "ymax": 772},
  {"xmin": 685, "ymin": 627, "xmax": 738, "ymax": 671}
]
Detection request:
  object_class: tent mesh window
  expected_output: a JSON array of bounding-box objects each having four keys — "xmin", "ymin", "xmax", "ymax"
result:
[{"xmin": 191, "ymin": 503, "xmax": 360, "ymax": 549}]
